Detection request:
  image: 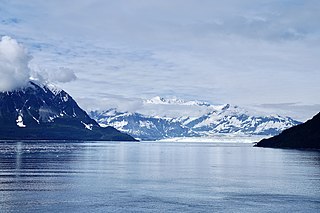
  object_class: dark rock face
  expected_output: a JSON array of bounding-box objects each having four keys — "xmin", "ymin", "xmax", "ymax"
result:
[
  {"xmin": 255, "ymin": 112, "xmax": 320, "ymax": 149},
  {"xmin": 0, "ymin": 82, "xmax": 136, "ymax": 141}
]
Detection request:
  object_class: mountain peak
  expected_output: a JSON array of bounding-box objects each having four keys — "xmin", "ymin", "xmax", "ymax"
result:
[
  {"xmin": 43, "ymin": 82, "xmax": 63, "ymax": 95},
  {"xmin": 90, "ymin": 98, "xmax": 301, "ymax": 141},
  {"xmin": 144, "ymin": 96, "xmax": 211, "ymax": 107},
  {"xmin": 0, "ymin": 81, "xmax": 136, "ymax": 141}
]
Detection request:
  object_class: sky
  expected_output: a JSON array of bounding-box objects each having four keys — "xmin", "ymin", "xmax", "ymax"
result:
[{"xmin": 0, "ymin": 0, "xmax": 319, "ymax": 121}]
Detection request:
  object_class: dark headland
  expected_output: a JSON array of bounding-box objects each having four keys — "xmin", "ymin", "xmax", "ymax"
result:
[{"xmin": 255, "ymin": 112, "xmax": 320, "ymax": 149}]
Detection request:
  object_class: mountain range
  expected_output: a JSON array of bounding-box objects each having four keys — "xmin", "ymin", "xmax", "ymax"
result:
[
  {"xmin": 0, "ymin": 81, "xmax": 135, "ymax": 141},
  {"xmin": 0, "ymin": 82, "xmax": 303, "ymax": 142},
  {"xmin": 90, "ymin": 96, "xmax": 301, "ymax": 141}
]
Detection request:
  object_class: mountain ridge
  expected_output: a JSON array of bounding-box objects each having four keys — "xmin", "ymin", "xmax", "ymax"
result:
[
  {"xmin": 0, "ymin": 81, "xmax": 136, "ymax": 141},
  {"xmin": 90, "ymin": 97, "xmax": 301, "ymax": 141},
  {"xmin": 255, "ymin": 112, "xmax": 320, "ymax": 149}
]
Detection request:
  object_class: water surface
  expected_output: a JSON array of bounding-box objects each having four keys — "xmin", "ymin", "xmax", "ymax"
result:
[{"xmin": 0, "ymin": 141, "xmax": 319, "ymax": 212}]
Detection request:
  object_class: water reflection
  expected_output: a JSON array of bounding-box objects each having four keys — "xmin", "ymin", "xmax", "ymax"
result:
[{"xmin": 0, "ymin": 141, "xmax": 319, "ymax": 213}]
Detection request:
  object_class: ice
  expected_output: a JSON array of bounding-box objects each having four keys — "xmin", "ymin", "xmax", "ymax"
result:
[{"xmin": 16, "ymin": 115, "xmax": 26, "ymax": 128}]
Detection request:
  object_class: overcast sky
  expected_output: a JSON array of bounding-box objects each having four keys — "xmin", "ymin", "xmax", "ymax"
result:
[{"xmin": 0, "ymin": 0, "xmax": 319, "ymax": 121}]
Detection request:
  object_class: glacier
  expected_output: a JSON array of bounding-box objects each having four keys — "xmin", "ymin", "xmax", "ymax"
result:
[{"xmin": 90, "ymin": 97, "xmax": 301, "ymax": 141}]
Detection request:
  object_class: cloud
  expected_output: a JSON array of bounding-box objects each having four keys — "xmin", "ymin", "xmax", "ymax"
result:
[
  {"xmin": 0, "ymin": 36, "xmax": 31, "ymax": 91},
  {"xmin": 29, "ymin": 65, "xmax": 78, "ymax": 84},
  {"xmin": 0, "ymin": 36, "xmax": 77, "ymax": 92},
  {"xmin": 76, "ymin": 94, "xmax": 143, "ymax": 113},
  {"xmin": 49, "ymin": 67, "xmax": 77, "ymax": 83},
  {"xmin": 1, "ymin": 1, "xmax": 319, "ymax": 119},
  {"xmin": 251, "ymin": 103, "xmax": 320, "ymax": 122}
]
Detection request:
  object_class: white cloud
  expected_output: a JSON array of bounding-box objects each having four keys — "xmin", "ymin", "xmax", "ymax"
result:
[
  {"xmin": 1, "ymin": 1, "xmax": 319, "ymax": 119},
  {"xmin": 49, "ymin": 67, "xmax": 77, "ymax": 83},
  {"xmin": 0, "ymin": 36, "xmax": 31, "ymax": 91},
  {"xmin": 250, "ymin": 103, "xmax": 320, "ymax": 122},
  {"xmin": 76, "ymin": 94, "xmax": 143, "ymax": 113}
]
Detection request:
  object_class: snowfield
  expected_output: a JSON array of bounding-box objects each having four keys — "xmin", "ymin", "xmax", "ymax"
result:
[{"xmin": 90, "ymin": 97, "xmax": 300, "ymax": 141}]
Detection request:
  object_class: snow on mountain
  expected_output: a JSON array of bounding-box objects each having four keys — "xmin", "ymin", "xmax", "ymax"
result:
[
  {"xmin": 0, "ymin": 81, "xmax": 135, "ymax": 141},
  {"xmin": 89, "ymin": 97, "xmax": 301, "ymax": 141},
  {"xmin": 144, "ymin": 96, "xmax": 211, "ymax": 107},
  {"xmin": 0, "ymin": 81, "xmax": 98, "ymax": 129},
  {"xmin": 90, "ymin": 108, "xmax": 196, "ymax": 140}
]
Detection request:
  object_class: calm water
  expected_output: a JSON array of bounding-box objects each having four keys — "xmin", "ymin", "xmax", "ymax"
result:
[{"xmin": 0, "ymin": 141, "xmax": 319, "ymax": 213}]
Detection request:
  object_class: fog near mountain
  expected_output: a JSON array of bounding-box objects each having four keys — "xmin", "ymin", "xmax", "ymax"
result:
[
  {"xmin": 0, "ymin": 36, "xmax": 31, "ymax": 91},
  {"xmin": 87, "ymin": 96, "xmax": 292, "ymax": 120},
  {"xmin": 0, "ymin": 36, "xmax": 79, "ymax": 92}
]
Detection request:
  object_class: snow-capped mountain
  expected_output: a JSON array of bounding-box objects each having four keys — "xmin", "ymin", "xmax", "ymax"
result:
[
  {"xmin": 0, "ymin": 81, "xmax": 135, "ymax": 141},
  {"xmin": 144, "ymin": 96, "xmax": 211, "ymax": 107},
  {"xmin": 90, "ymin": 97, "xmax": 301, "ymax": 141},
  {"xmin": 90, "ymin": 109, "xmax": 198, "ymax": 140}
]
